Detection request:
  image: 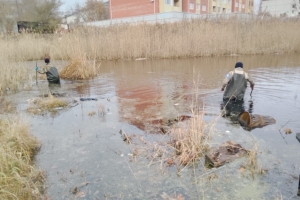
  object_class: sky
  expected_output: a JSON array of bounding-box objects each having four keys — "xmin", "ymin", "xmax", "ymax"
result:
[
  {"xmin": 60, "ymin": 0, "xmax": 86, "ymax": 12},
  {"xmin": 60, "ymin": 0, "xmax": 261, "ymax": 13}
]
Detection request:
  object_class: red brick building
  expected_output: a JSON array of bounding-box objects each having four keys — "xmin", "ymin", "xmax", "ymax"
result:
[
  {"xmin": 110, "ymin": 0, "xmax": 159, "ymax": 19},
  {"xmin": 109, "ymin": 0, "xmax": 252, "ymax": 20}
]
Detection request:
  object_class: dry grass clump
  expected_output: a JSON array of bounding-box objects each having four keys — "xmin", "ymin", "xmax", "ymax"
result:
[
  {"xmin": 247, "ymin": 147, "xmax": 257, "ymax": 169},
  {"xmin": 88, "ymin": 111, "xmax": 96, "ymax": 116},
  {"xmin": 27, "ymin": 94, "xmax": 68, "ymax": 115},
  {"xmin": 244, "ymin": 143, "xmax": 268, "ymax": 177},
  {"xmin": 0, "ymin": 117, "xmax": 44, "ymax": 200},
  {"xmin": 169, "ymin": 77, "xmax": 214, "ymax": 167},
  {"xmin": 0, "ymin": 97, "xmax": 16, "ymax": 114},
  {"xmin": 59, "ymin": 54, "xmax": 100, "ymax": 80},
  {"xmin": 171, "ymin": 110, "xmax": 212, "ymax": 166}
]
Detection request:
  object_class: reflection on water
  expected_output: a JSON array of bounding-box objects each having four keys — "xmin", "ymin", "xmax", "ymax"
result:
[{"xmin": 12, "ymin": 54, "xmax": 300, "ymax": 199}]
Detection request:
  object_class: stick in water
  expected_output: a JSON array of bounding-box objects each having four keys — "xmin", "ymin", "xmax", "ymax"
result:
[
  {"xmin": 298, "ymin": 174, "xmax": 300, "ymax": 196},
  {"xmin": 35, "ymin": 62, "xmax": 38, "ymax": 85}
]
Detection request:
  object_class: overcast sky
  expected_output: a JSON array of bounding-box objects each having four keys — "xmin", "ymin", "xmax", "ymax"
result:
[
  {"xmin": 60, "ymin": 0, "xmax": 85, "ymax": 12},
  {"xmin": 60, "ymin": 0, "xmax": 261, "ymax": 13}
]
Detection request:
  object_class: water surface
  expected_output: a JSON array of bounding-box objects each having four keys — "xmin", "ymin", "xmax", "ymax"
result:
[{"xmin": 11, "ymin": 54, "xmax": 300, "ymax": 199}]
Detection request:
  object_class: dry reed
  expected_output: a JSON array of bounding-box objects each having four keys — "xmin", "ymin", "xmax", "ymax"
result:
[
  {"xmin": 0, "ymin": 17, "xmax": 298, "ymax": 85},
  {"xmin": 0, "ymin": 117, "xmax": 44, "ymax": 200},
  {"xmin": 1, "ymin": 17, "xmax": 300, "ymax": 63},
  {"xmin": 59, "ymin": 53, "xmax": 100, "ymax": 80},
  {"xmin": 0, "ymin": 97, "xmax": 16, "ymax": 113},
  {"xmin": 0, "ymin": 58, "xmax": 31, "ymax": 95},
  {"xmin": 170, "ymin": 84, "xmax": 214, "ymax": 167},
  {"xmin": 27, "ymin": 94, "xmax": 68, "ymax": 114}
]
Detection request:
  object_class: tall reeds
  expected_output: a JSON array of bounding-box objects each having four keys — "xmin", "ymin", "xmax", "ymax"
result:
[
  {"xmin": 170, "ymin": 78, "xmax": 214, "ymax": 167},
  {"xmin": 0, "ymin": 17, "xmax": 299, "ymax": 64},
  {"xmin": 0, "ymin": 17, "xmax": 299, "ymax": 83},
  {"xmin": 60, "ymin": 53, "xmax": 100, "ymax": 80},
  {"xmin": 0, "ymin": 117, "xmax": 44, "ymax": 200},
  {"xmin": 0, "ymin": 58, "xmax": 31, "ymax": 95}
]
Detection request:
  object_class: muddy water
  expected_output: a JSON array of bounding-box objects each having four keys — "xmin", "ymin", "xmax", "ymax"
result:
[{"xmin": 11, "ymin": 54, "xmax": 300, "ymax": 199}]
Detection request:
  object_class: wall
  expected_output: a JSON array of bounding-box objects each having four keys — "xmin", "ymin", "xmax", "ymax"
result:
[
  {"xmin": 212, "ymin": 0, "xmax": 231, "ymax": 14},
  {"xmin": 85, "ymin": 12, "xmax": 254, "ymax": 27},
  {"xmin": 110, "ymin": 0, "xmax": 156, "ymax": 19},
  {"xmin": 261, "ymin": 0, "xmax": 300, "ymax": 17},
  {"xmin": 201, "ymin": 0, "xmax": 209, "ymax": 14},
  {"xmin": 161, "ymin": 0, "xmax": 182, "ymax": 13}
]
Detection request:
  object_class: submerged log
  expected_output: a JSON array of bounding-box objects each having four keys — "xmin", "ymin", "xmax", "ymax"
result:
[
  {"xmin": 205, "ymin": 141, "xmax": 248, "ymax": 168},
  {"xmin": 296, "ymin": 133, "xmax": 300, "ymax": 143},
  {"xmin": 80, "ymin": 97, "xmax": 98, "ymax": 101}
]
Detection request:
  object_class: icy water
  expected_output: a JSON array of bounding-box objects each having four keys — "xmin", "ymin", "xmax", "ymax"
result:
[{"xmin": 10, "ymin": 54, "xmax": 300, "ymax": 199}]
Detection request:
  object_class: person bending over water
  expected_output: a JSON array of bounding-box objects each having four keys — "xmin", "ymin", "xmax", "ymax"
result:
[{"xmin": 36, "ymin": 55, "xmax": 60, "ymax": 84}]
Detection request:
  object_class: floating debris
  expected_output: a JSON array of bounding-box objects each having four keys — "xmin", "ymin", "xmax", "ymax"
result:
[
  {"xmin": 39, "ymin": 92, "xmax": 67, "ymax": 98},
  {"xmin": 238, "ymin": 111, "xmax": 276, "ymax": 130},
  {"xmin": 205, "ymin": 141, "xmax": 248, "ymax": 168},
  {"xmin": 80, "ymin": 97, "xmax": 97, "ymax": 101},
  {"xmin": 284, "ymin": 128, "xmax": 292, "ymax": 134},
  {"xmin": 135, "ymin": 58, "xmax": 146, "ymax": 61}
]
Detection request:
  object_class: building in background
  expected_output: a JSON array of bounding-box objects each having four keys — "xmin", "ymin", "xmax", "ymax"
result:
[
  {"xmin": 211, "ymin": 0, "xmax": 232, "ymax": 14},
  {"xmin": 260, "ymin": 0, "xmax": 300, "ymax": 17},
  {"xmin": 232, "ymin": 0, "xmax": 254, "ymax": 13},
  {"xmin": 109, "ymin": 0, "xmax": 254, "ymax": 19}
]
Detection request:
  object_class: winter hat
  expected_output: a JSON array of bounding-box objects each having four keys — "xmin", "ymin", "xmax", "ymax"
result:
[
  {"xmin": 235, "ymin": 62, "xmax": 243, "ymax": 68},
  {"xmin": 44, "ymin": 54, "xmax": 50, "ymax": 64}
]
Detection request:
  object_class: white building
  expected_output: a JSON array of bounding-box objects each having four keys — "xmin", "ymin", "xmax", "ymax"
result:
[{"xmin": 261, "ymin": 0, "xmax": 300, "ymax": 17}]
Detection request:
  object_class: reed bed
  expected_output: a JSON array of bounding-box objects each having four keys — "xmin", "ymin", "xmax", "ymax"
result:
[
  {"xmin": 0, "ymin": 17, "xmax": 298, "ymax": 83},
  {"xmin": 0, "ymin": 117, "xmax": 44, "ymax": 200},
  {"xmin": 60, "ymin": 53, "xmax": 100, "ymax": 80},
  {"xmin": 0, "ymin": 57, "xmax": 31, "ymax": 95},
  {"xmin": 0, "ymin": 17, "xmax": 300, "ymax": 63}
]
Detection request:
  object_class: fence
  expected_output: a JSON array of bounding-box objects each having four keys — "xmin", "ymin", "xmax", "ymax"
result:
[{"xmin": 83, "ymin": 12, "xmax": 256, "ymax": 27}]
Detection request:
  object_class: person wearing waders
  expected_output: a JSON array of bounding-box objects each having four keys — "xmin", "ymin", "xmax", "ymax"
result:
[
  {"xmin": 221, "ymin": 62, "xmax": 254, "ymax": 116},
  {"xmin": 36, "ymin": 55, "xmax": 60, "ymax": 84}
]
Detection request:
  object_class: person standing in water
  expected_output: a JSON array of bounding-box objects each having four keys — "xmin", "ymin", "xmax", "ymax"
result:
[
  {"xmin": 220, "ymin": 62, "xmax": 255, "ymax": 117},
  {"xmin": 221, "ymin": 62, "xmax": 254, "ymax": 101},
  {"xmin": 36, "ymin": 55, "xmax": 60, "ymax": 84}
]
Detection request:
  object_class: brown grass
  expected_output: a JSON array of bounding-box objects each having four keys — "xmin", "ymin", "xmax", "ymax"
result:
[
  {"xmin": 27, "ymin": 94, "xmax": 68, "ymax": 115},
  {"xmin": 60, "ymin": 53, "xmax": 100, "ymax": 80},
  {"xmin": 247, "ymin": 147, "xmax": 257, "ymax": 169},
  {"xmin": 0, "ymin": 117, "xmax": 44, "ymax": 200},
  {"xmin": 1, "ymin": 17, "xmax": 300, "ymax": 63},
  {"xmin": 0, "ymin": 97, "xmax": 16, "ymax": 113},
  {"xmin": 170, "ymin": 78, "xmax": 215, "ymax": 167},
  {"xmin": 0, "ymin": 58, "xmax": 31, "ymax": 95},
  {"xmin": 88, "ymin": 111, "xmax": 96, "ymax": 116}
]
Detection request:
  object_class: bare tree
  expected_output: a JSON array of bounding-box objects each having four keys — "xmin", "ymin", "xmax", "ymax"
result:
[
  {"xmin": 0, "ymin": 1, "xmax": 16, "ymax": 33},
  {"xmin": 81, "ymin": 0, "xmax": 109, "ymax": 22},
  {"xmin": 19, "ymin": 0, "xmax": 62, "ymax": 32}
]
